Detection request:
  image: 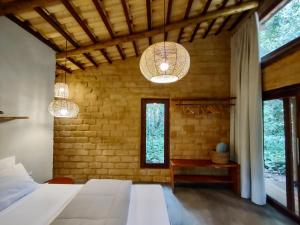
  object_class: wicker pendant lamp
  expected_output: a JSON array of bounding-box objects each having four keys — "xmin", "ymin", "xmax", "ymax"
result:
[
  {"xmin": 140, "ymin": 0, "xmax": 190, "ymax": 83},
  {"xmin": 48, "ymin": 40, "xmax": 79, "ymax": 118},
  {"xmin": 48, "ymin": 99, "xmax": 79, "ymax": 118},
  {"xmin": 54, "ymin": 82, "xmax": 69, "ymax": 99}
]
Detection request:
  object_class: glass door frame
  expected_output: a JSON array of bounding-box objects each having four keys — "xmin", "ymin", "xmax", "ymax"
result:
[{"xmin": 263, "ymin": 84, "xmax": 300, "ymax": 222}]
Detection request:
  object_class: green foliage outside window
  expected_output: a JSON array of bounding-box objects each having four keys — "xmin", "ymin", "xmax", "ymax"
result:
[
  {"xmin": 263, "ymin": 100, "xmax": 286, "ymax": 175},
  {"xmin": 259, "ymin": 0, "xmax": 300, "ymax": 57},
  {"xmin": 146, "ymin": 103, "xmax": 165, "ymax": 164}
]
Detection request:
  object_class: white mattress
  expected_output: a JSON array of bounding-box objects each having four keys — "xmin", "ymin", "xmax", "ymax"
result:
[
  {"xmin": 0, "ymin": 183, "xmax": 170, "ymax": 225},
  {"xmin": 127, "ymin": 185, "xmax": 170, "ymax": 225},
  {"xmin": 0, "ymin": 184, "xmax": 82, "ymax": 225}
]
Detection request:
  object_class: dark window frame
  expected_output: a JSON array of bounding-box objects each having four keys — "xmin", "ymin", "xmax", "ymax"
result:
[
  {"xmin": 140, "ymin": 98, "xmax": 170, "ymax": 168},
  {"xmin": 262, "ymin": 85, "xmax": 300, "ymax": 223}
]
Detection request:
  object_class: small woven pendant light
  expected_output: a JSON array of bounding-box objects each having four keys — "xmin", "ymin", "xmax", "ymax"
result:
[
  {"xmin": 139, "ymin": 0, "xmax": 190, "ymax": 83},
  {"xmin": 54, "ymin": 82, "xmax": 69, "ymax": 99}
]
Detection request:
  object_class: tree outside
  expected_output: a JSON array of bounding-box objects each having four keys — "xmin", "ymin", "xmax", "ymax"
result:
[
  {"xmin": 259, "ymin": 0, "xmax": 300, "ymax": 57},
  {"xmin": 146, "ymin": 103, "xmax": 165, "ymax": 164},
  {"xmin": 263, "ymin": 99, "xmax": 286, "ymax": 177}
]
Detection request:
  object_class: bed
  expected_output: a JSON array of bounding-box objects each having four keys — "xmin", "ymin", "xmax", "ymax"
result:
[
  {"xmin": 0, "ymin": 182, "xmax": 170, "ymax": 225},
  {"xmin": 0, "ymin": 157, "xmax": 198, "ymax": 225}
]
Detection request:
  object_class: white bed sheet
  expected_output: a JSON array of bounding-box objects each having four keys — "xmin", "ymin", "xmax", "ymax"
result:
[
  {"xmin": 0, "ymin": 184, "xmax": 82, "ymax": 225},
  {"xmin": 0, "ymin": 183, "xmax": 170, "ymax": 225},
  {"xmin": 126, "ymin": 185, "xmax": 170, "ymax": 225}
]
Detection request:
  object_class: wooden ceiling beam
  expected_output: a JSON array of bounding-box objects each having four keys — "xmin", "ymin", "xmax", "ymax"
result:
[
  {"xmin": 0, "ymin": 0, "xmax": 61, "ymax": 16},
  {"xmin": 56, "ymin": 63, "xmax": 72, "ymax": 74},
  {"xmin": 228, "ymin": 11, "xmax": 247, "ymax": 31},
  {"xmin": 35, "ymin": 7, "xmax": 79, "ymax": 48},
  {"xmin": 101, "ymin": 49, "xmax": 112, "ymax": 64},
  {"xmin": 215, "ymin": 15, "xmax": 231, "ymax": 35},
  {"xmin": 62, "ymin": 0, "xmax": 97, "ymax": 43},
  {"xmin": 62, "ymin": 0, "xmax": 100, "ymax": 67},
  {"xmin": 202, "ymin": 0, "xmax": 229, "ymax": 39},
  {"xmin": 228, "ymin": 0, "xmax": 246, "ymax": 32},
  {"xmin": 164, "ymin": 0, "xmax": 174, "ymax": 41},
  {"xmin": 35, "ymin": 7, "xmax": 92, "ymax": 70},
  {"xmin": 6, "ymin": 14, "xmax": 61, "ymax": 52},
  {"xmin": 121, "ymin": 0, "xmax": 139, "ymax": 56},
  {"xmin": 92, "ymin": 0, "xmax": 125, "ymax": 60},
  {"xmin": 146, "ymin": 0, "xmax": 152, "ymax": 45},
  {"xmin": 189, "ymin": 0, "xmax": 213, "ymax": 42},
  {"xmin": 177, "ymin": 0, "xmax": 194, "ymax": 43},
  {"xmin": 57, "ymin": 1, "xmax": 259, "ymax": 59},
  {"xmin": 67, "ymin": 57, "xmax": 85, "ymax": 70},
  {"xmin": 83, "ymin": 53, "xmax": 99, "ymax": 67},
  {"xmin": 202, "ymin": 19, "xmax": 215, "ymax": 38}
]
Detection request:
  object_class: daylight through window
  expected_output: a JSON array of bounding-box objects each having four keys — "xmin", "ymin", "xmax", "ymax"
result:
[
  {"xmin": 141, "ymin": 99, "xmax": 169, "ymax": 168},
  {"xmin": 259, "ymin": 0, "xmax": 300, "ymax": 57}
]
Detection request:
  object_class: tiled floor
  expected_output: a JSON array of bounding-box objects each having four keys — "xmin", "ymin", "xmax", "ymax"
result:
[{"xmin": 171, "ymin": 186, "xmax": 297, "ymax": 225}]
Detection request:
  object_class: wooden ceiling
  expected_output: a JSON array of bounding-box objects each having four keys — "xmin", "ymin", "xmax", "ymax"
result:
[{"xmin": 0, "ymin": 0, "xmax": 259, "ymax": 73}]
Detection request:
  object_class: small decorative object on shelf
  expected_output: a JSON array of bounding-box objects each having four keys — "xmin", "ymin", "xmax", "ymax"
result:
[
  {"xmin": 216, "ymin": 142, "xmax": 228, "ymax": 153},
  {"xmin": 211, "ymin": 142, "xmax": 229, "ymax": 164},
  {"xmin": 210, "ymin": 151, "xmax": 229, "ymax": 164},
  {"xmin": 0, "ymin": 111, "xmax": 3, "ymax": 114}
]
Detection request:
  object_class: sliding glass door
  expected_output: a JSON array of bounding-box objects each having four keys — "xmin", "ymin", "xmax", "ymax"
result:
[
  {"xmin": 263, "ymin": 98, "xmax": 287, "ymax": 206},
  {"xmin": 263, "ymin": 87, "xmax": 300, "ymax": 218}
]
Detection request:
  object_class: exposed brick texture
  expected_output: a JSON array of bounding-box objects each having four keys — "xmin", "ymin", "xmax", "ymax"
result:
[{"xmin": 54, "ymin": 34, "xmax": 231, "ymax": 183}]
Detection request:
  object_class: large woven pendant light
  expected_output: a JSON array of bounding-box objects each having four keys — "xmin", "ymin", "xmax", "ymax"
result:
[
  {"xmin": 140, "ymin": 0, "xmax": 190, "ymax": 83},
  {"xmin": 48, "ymin": 99, "xmax": 79, "ymax": 118},
  {"xmin": 48, "ymin": 40, "xmax": 79, "ymax": 118}
]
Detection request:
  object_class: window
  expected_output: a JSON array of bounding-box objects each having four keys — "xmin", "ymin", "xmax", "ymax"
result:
[
  {"xmin": 141, "ymin": 99, "xmax": 169, "ymax": 168},
  {"xmin": 259, "ymin": 0, "xmax": 300, "ymax": 57}
]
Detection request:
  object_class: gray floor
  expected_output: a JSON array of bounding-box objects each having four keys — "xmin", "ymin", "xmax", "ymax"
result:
[{"xmin": 169, "ymin": 186, "xmax": 297, "ymax": 225}]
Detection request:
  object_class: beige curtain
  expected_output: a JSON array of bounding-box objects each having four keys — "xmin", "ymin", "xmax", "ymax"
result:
[{"xmin": 230, "ymin": 13, "xmax": 266, "ymax": 205}]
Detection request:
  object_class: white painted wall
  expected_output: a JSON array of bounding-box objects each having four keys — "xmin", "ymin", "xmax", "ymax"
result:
[{"xmin": 0, "ymin": 17, "xmax": 55, "ymax": 182}]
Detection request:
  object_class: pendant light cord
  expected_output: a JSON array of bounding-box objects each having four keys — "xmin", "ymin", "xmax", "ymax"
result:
[
  {"xmin": 163, "ymin": 0, "xmax": 166, "ymax": 74},
  {"xmin": 163, "ymin": 0, "xmax": 165, "ymax": 35},
  {"xmin": 64, "ymin": 39, "xmax": 67, "ymax": 84}
]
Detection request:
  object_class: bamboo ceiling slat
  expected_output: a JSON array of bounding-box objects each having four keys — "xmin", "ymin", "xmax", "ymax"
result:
[{"xmin": 2, "ymin": 0, "xmax": 259, "ymax": 72}]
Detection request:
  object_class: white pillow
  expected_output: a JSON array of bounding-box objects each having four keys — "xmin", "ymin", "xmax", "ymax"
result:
[
  {"xmin": 0, "ymin": 163, "xmax": 32, "ymax": 180},
  {"xmin": 0, "ymin": 157, "xmax": 15, "ymax": 171},
  {"xmin": 0, "ymin": 163, "xmax": 38, "ymax": 211}
]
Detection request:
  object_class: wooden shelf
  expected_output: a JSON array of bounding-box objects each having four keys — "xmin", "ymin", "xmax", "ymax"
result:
[
  {"xmin": 171, "ymin": 159, "xmax": 238, "ymax": 168},
  {"xmin": 0, "ymin": 116, "xmax": 29, "ymax": 120},
  {"xmin": 174, "ymin": 175, "xmax": 234, "ymax": 184},
  {"xmin": 170, "ymin": 159, "xmax": 240, "ymax": 194}
]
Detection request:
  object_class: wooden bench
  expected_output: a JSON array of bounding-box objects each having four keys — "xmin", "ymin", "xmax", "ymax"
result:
[{"xmin": 170, "ymin": 159, "xmax": 240, "ymax": 194}]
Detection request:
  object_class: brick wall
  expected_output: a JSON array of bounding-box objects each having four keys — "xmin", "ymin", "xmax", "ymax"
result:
[{"xmin": 54, "ymin": 34, "xmax": 231, "ymax": 183}]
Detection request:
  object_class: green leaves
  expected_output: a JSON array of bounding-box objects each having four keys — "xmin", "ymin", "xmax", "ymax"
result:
[
  {"xmin": 259, "ymin": 0, "xmax": 300, "ymax": 57},
  {"xmin": 263, "ymin": 99, "xmax": 286, "ymax": 175},
  {"xmin": 146, "ymin": 103, "xmax": 165, "ymax": 164}
]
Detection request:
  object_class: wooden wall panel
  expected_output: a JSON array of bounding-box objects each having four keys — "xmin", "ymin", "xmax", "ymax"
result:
[{"xmin": 263, "ymin": 49, "xmax": 300, "ymax": 91}]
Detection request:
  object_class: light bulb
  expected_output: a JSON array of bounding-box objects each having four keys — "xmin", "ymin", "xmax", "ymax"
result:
[
  {"xmin": 60, "ymin": 108, "xmax": 68, "ymax": 116},
  {"xmin": 159, "ymin": 62, "xmax": 169, "ymax": 71}
]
